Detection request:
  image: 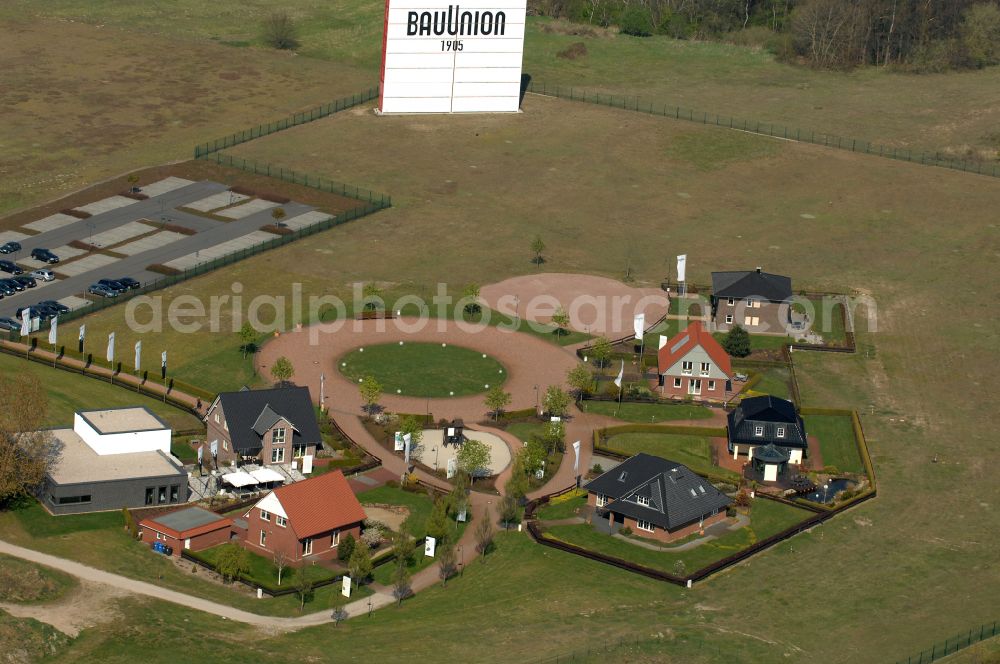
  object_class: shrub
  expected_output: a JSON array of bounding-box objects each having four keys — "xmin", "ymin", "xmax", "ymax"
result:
[
  {"xmin": 618, "ymin": 6, "xmax": 654, "ymax": 36},
  {"xmin": 61, "ymin": 208, "xmax": 91, "ymax": 219},
  {"xmin": 230, "ymin": 185, "xmax": 255, "ymax": 197},
  {"xmin": 556, "ymin": 42, "xmax": 588, "ymax": 60},
  {"xmin": 591, "ymin": 463, "xmax": 603, "ymax": 474},
  {"xmin": 619, "ymin": 526, "xmax": 633, "ymax": 536},
  {"xmin": 338, "ymin": 533, "xmax": 356, "ymax": 561},
  {"xmin": 261, "ymin": 224, "xmax": 294, "ymax": 236},
  {"xmin": 361, "ymin": 524, "xmax": 384, "ymax": 548},
  {"xmin": 722, "ymin": 325, "xmax": 752, "ymax": 357},
  {"xmin": 160, "ymin": 223, "xmax": 197, "ymax": 236},
  {"xmin": 262, "ymin": 11, "xmax": 300, "ymax": 50}
]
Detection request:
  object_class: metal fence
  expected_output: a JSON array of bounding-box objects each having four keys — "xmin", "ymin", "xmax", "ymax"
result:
[
  {"xmin": 526, "ymin": 82, "xmax": 1000, "ymax": 179},
  {"xmin": 193, "ymin": 87, "xmax": 379, "ymax": 159},
  {"xmin": 896, "ymin": 621, "xmax": 999, "ymax": 664}
]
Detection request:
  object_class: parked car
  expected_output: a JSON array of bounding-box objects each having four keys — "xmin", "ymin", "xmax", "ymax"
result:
[
  {"xmin": 33, "ymin": 303, "xmax": 61, "ymax": 319},
  {"xmin": 97, "ymin": 278, "xmax": 127, "ymax": 293},
  {"xmin": 0, "ymin": 317, "xmax": 19, "ymax": 331},
  {"xmin": 15, "ymin": 305, "xmax": 50, "ymax": 321},
  {"xmin": 88, "ymin": 283, "xmax": 118, "ymax": 298},
  {"xmin": 0, "ymin": 260, "xmax": 23, "ymax": 275},
  {"xmin": 1, "ymin": 278, "xmax": 24, "ymax": 292},
  {"xmin": 30, "ymin": 269, "xmax": 55, "ymax": 282},
  {"xmin": 30, "ymin": 248, "xmax": 59, "ymax": 264},
  {"xmin": 0, "ymin": 241, "xmax": 21, "ymax": 254},
  {"xmin": 117, "ymin": 277, "xmax": 141, "ymax": 290},
  {"xmin": 38, "ymin": 300, "xmax": 70, "ymax": 314},
  {"xmin": 0, "ymin": 281, "xmax": 15, "ymax": 296},
  {"xmin": 13, "ymin": 275, "xmax": 36, "ymax": 289}
]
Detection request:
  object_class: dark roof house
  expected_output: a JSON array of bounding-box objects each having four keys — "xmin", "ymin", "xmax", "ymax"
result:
[
  {"xmin": 586, "ymin": 453, "xmax": 731, "ymax": 534},
  {"xmin": 728, "ymin": 395, "xmax": 807, "ymax": 451},
  {"xmin": 712, "ymin": 268, "xmax": 792, "ymax": 303},
  {"xmin": 208, "ymin": 386, "xmax": 322, "ymax": 457}
]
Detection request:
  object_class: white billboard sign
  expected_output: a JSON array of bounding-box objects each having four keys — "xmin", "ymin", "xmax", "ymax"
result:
[
  {"xmin": 378, "ymin": 0, "xmax": 528, "ymax": 113},
  {"xmin": 342, "ymin": 575, "xmax": 352, "ymax": 597},
  {"xmin": 425, "ymin": 536, "xmax": 436, "ymax": 557}
]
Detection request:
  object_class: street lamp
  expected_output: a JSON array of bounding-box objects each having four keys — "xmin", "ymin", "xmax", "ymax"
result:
[
  {"xmin": 533, "ymin": 384, "xmax": 539, "ymax": 415},
  {"xmin": 432, "ymin": 446, "xmax": 439, "ymax": 470},
  {"xmin": 368, "ymin": 597, "xmax": 373, "ymax": 617}
]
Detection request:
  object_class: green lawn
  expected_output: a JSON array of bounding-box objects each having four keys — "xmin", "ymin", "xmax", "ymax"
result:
[
  {"xmin": 545, "ymin": 497, "xmax": 812, "ymax": 572},
  {"xmin": 192, "ymin": 544, "xmax": 336, "ymax": 589},
  {"xmin": 535, "ymin": 490, "xmax": 588, "ymax": 521},
  {"xmin": 713, "ymin": 331, "xmax": 792, "ymax": 352},
  {"xmin": 580, "ymin": 400, "xmax": 713, "ymax": 423},
  {"xmin": 0, "ymin": 354, "xmax": 203, "ymax": 432},
  {"xmin": 357, "ymin": 485, "xmax": 436, "ymax": 539},
  {"xmin": 505, "ymin": 421, "xmax": 547, "ymax": 443},
  {"xmin": 804, "ymin": 414, "xmax": 865, "ymax": 475},
  {"xmin": 601, "ymin": 432, "xmax": 734, "ymax": 480},
  {"xmin": 338, "ymin": 342, "xmax": 506, "ymax": 398},
  {"xmin": 0, "ymin": 553, "xmax": 77, "ymax": 604},
  {"xmin": 744, "ymin": 365, "xmax": 793, "ymax": 401}
]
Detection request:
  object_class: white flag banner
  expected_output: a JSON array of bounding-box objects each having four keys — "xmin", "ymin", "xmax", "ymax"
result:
[
  {"xmin": 19, "ymin": 309, "xmax": 30, "ymax": 337},
  {"xmin": 197, "ymin": 444, "xmax": 204, "ymax": 463},
  {"xmin": 633, "ymin": 313, "xmax": 645, "ymax": 340},
  {"xmin": 134, "ymin": 340, "xmax": 142, "ymax": 371},
  {"xmin": 302, "ymin": 455, "xmax": 314, "ymax": 474},
  {"xmin": 394, "ymin": 431, "xmax": 404, "ymax": 452},
  {"xmin": 424, "ymin": 536, "xmax": 436, "ymax": 558},
  {"xmin": 106, "ymin": 332, "xmax": 115, "ymax": 363},
  {"xmin": 614, "ymin": 360, "xmax": 624, "ymax": 388},
  {"xmin": 403, "ymin": 433, "xmax": 412, "ymax": 463},
  {"xmin": 341, "ymin": 576, "xmax": 352, "ymax": 598},
  {"xmin": 658, "ymin": 335, "xmax": 668, "ymax": 350},
  {"xmin": 676, "ymin": 254, "xmax": 687, "ymax": 282},
  {"xmin": 79, "ymin": 324, "xmax": 86, "ymax": 342},
  {"xmin": 161, "ymin": 350, "xmax": 167, "ymax": 369},
  {"xmin": 210, "ymin": 439, "xmax": 218, "ymax": 458},
  {"xmin": 48, "ymin": 316, "xmax": 58, "ymax": 346},
  {"xmin": 446, "ymin": 457, "xmax": 457, "ymax": 479},
  {"xmin": 572, "ymin": 440, "xmax": 581, "ymax": 473}
]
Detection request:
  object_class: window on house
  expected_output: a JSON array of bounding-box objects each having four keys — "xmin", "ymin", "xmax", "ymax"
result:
[
  {"xmin": 169, "ymin": 485, "xmax": 179, "ymax": 503},
  {"xmin": 727, "ymin": 298, "xmax": 735, "ymax": 306},
  {"xmin": 276, "ymin": 516, "xmax": 287, "ymax": 528},
  {"xmin": 744, "ymin": 316, "xmax": 759, "ymax": 326},
  {"xmin": 700, "ymin": 362, "xmax": 710, "ymax": 375},
  {"xmin": 636, "ymin": 495, "xmax": 650, "ymax": 507},
  {"xmin": 708, "ymin": 380, "xmax": 716, "ymax": 391},
  {"xmin": 224, "ymin": 420, "xmax": 228, "ymax": 431},
  {"xmin": 673, "ymin": 378, "xmax": 682, "ymax": 389},
  {"xmin": 260, "ymin": 509, "xmax": 270, "ymax": 521},
  {"xmin": 747, "ymin": 299, "xmax": 760, "ymax": 308},
  {"xmin": 260, "ymin": 531, "xmax": 267, "ymax": 547},
  {"xmin": 776, "ymin": 427, "xmax": 785, "ymax": 438},
  {"xmin": 158, "ymin": 486, "xmax": 167, "ymax": 503},
  {"xmin": 271, "ymin": 447, "xmax": 285, "ymax": 463},
  {"xmin": 273, "ymin": 427, "xmax": 286, "ymax": 444},
  {"xmin": 636, "ymin": 520, "xmax": 654, "ymax": 532},
  {"xmin": 303, "ymin": 538, "xmax": 313, "ymax": 556},
  {"xmin": 145, "ymin": 488, "xmax": 154, "ymax": 506},
  {"xmin": 293, "ymin": 444, "xmax": 307, "ymax": 459},
  {"xmin": 754, "ymin": 426, "xmax": 764, "ymax": 436},
  {"xmin": 617, "ymin": 471, "xmax": 628, "ymax": 482},
  {"xmin": 596, "ymin": 494, "xmax": 606, "ymax": 508},
  {"xmin": 725, "ymin": 314, "xmax": 733, "ymax": 324},
  {"xmin": 214, "ymin": 412, "xmax": 219, "ymax": 423},
  {"xmin": 331, "ymin": 531, "xmax": 340, "ymax": 547},
  {"xmin": 57, "ymin": 495, "xmax": 92, "ymax": 505},
  {"xmin": 156, "ymin": 532, "xmax": 163, "ymax": 540},
  {"xmin": 223, "ymin": 439, "xmax": 229, "ymax": 451},
  {"xmin": 682, "ymin": 361, "xmax": 693, "ymax": 375}
]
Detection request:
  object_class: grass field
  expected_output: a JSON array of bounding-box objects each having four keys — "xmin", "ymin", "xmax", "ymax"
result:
[
  {"xmin": 338, "ymin": 342, "xmax": 506, "ymax": 397},
  {"xmin": 545, "ymin": 497, "xmax": 811, "ymax": 572},
  {"xmin": 580, "ymin": 400, "xmax": 713, "ymax": 423},
  {"xmin": 535, "ymin": 490, "xmax": 588, "ymax": 521},
  {"xmin": 744, "ymin": 365, "xmax": 794, "ymax": 401},
  {"xmin": 0, "ymin": 554, "xmax": 76, "ymax": 604},
  {"xmin": 601, "ymin": 432, "xmax": 734, "ymax": 479},
  {"xmin": 357, "ymin": 485, "xmax": 436, "ymax": 539},
  {"xmin": 0, "ymin": 354, "xmax": 202, "ymax": 431},
  {"xmin": 804, "ymin": 414, "xmax": 865, "ymax": 475}
]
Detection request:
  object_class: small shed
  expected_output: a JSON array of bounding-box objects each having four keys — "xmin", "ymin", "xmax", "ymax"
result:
[
  {"xmin": 444, "ymin": 418, "xmax": 465, "ymax": 446},
  {"xmin": 751, "ymin": 443, "xmax": 790, "ymax": 483},
  {"xmin": 139, "ymin": 506, "xmax": 234, "ymax": 557}
]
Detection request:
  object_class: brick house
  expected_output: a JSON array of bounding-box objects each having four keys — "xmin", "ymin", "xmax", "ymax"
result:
[
  {"xmin": 657, "ymin": 321, "xmax": 733, "ymax": 400},
  {"xmin": 728, "ymin": 395, "xmax": 808, "ymax": 466},
  {"xmin": 242, "ymin": 470, "xmax": 366, "ymax": 565},
  {"xmin": 585, "ymin": 453, "xmax": 731, "ymax": 543},
  {"xmin": 204, "ymin": 386, "xmax": 323, "ymax": 467},
  {"xmin": 711, "ymin": 267, "xmax": 793, "ymax": 336},
  {"xmin": 138, "ymin": 506, "xmax": 234, "ymax": 557}
]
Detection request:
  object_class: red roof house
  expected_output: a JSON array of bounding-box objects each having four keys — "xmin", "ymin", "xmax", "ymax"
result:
[
  {"xmin": 242, "ymin": 470, "xmax": 366, "ymax": 564},
  {"xmin": 657, "ymin": 321, "xmax": 733, "ymax": 401},
  {"xmin": 138, "ymin": 507, "xmax": 234, "ymax": 557}
]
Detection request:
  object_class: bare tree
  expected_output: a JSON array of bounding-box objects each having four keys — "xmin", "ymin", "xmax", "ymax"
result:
[
  {"xmin": 273, "ymin": 550, "xmax": 288, "ymax": 586},
  {"xmin": 0, "ymin": 373, "xmax": 61, "ymax": 507},
  {"xmin": 474, "ymin": 508, "xmax": 495, "ymax": 561}
]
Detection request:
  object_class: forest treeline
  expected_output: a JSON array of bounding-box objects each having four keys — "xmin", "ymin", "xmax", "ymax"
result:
[{"xmin": 529, "ymin": 0, "xmax": 1000, "ymax": 70}]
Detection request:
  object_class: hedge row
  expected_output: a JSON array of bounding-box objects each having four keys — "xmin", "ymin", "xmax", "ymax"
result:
[{"xmin": 597, "ymin": 423, "xmax": 727, "ymax": 438}]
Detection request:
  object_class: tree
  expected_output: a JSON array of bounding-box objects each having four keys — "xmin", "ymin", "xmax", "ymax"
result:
[
  {"xmin": 391, "ymin": 530, "xmax": 416, "ymax": 569},
  {"xmin": 498, "ymin": 494, "xmax": 520, "ymax": 530},
  {"xmin": 362, "ymin": 282, "xmax": 383, "ymax": 311},
  {"xmin": 504, "ymin": 450, "xmax": 530, "ymax": 503},
  {"xmin": 543, "ymin": 385, "xmax": 571, "ymax": 418},
  {"xmin": 530, "ymin": 235, "xmax": 545, "ymax": 266},
  {"xmin": 262, "ymin": 10, "xmax": 299, "ymax": 50},
  {"xmin": 358, "ymin": 375, "xmax": 382, "ymax": 418},
  {"xmin": 127, "ymin": 173, "xmax": 140, "ymax": 193},
  {"xmin": 331, "ymin": 606, "xmax": 349, "ymax": 626},
  {"xmin": 337, "ymin": 533, "xmax": 356, "ymax": 562},
  {"xmin": 294, "ymin": 566, "xmax": 313, "ymax": 610},
  {"xmin": 390, "ymin": 560, "xmax": 412, "ymax": 606},
  {"xmin": 424, "ymin": 499, "xmax": 453, "ymax": 544},
  {"xmin": 474, "ymin": 508, "xmax": 495, "ymax": 561},
  {"xmin": 399, "ymin": 415, "xmax": 424, "ymax": 452},
  {"xmin": 270, "ymin": 356, "xmax": 295, "ymax": 384},
  {"xmin": 551, "ymin": 307, "xmax": 570, "ymax": 336},
  {"xmin": 566, "ymin": 363, "xmax": 594, "ymax": 399},
  {"xmin": 271, "ymin": 207, "xmax": 287, "ymax": 225},
  {"xmin": 215, "ymin": 544, "xmax": 250, "ymax": 584},
  {"xmin": 238, "ymin": 321, "xmax": 257, "ymax": 359},
  {"xmin": 619, "ymin": 5, "xmax": 654, "ymax": 36},
  {"xmin": 544, "ymin": 420, "xmax": 566, "ymax": 455},
  {"xmin": 437, "ymin": 541, "xmax": 458, "ymax": 587},
  {"xmin": 523, "ymin": 437, "xmax": 548, "ymax": 477},
  {"xmin": 0, "ymin": 373, "xmax": 61, "ymax": 508},
  {"xmin": 722, "ymin": 325, "xmax": 752, "ymax": 358},
  {"xmin": 348, "ymin": 541, "xmax": 373, "ymax": 588},
  {"xmin": 590, "ymin": 336, "xmax": 612, "ymax": 369},
  {"xmin": 461, "ymin": 283, "xmax": 482, "ymax": 315},
  {"xmin": 961, "ymin": 3, "xmax": 1000, "ymax": 67},
  {"xmin": 673, "ymin": 560, "xmax": 687, "ymax": 577},
  {"xmin": 273, "ymin": 550, "xmax": 288, "ymax": 586},
  {"xmin": 456, "ymin": 438, "xmax": 492, "ymax": 482},
  {"xmin": 484, "ymin": 385, "xmax": 512, "ymax": 421}
]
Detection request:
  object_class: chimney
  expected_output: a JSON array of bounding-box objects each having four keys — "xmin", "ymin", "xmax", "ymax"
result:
[{"xmin": 755, "ymin": 266, "xmax": 762, "ymax": 274}]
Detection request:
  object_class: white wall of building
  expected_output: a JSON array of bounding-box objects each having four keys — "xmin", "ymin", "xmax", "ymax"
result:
[{"xmin": 73, "ymin": 413, "xmax": 171, "ymax": 456}]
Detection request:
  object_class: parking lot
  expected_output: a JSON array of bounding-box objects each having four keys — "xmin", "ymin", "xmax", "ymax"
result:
[{"xmin": 0, "ymin": 177, "xmax": 332, "ymax": 323}]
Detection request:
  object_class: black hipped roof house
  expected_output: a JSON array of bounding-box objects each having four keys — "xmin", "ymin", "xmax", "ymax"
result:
[
  {"xmin": 585, "ymin": 453, "xmax": 731, "ymax": 532},
  {"xmin": 727, "ymin": 395, "xmax": 807, "ymax": 454},
  {"xmin": 211, "ymin": 386, "xmax": 322, "ymax": 456},
  {"xmin": 711, "ymin": 268, "xmax": 793, "ymax": 304}
]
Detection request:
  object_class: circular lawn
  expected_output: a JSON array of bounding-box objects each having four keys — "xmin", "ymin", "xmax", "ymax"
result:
[{"xmin": 338, "ymin": 342, "xmax": 507, "ymax": 398}]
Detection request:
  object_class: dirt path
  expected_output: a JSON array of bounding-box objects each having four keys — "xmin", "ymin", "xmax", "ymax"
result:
[{"xmin": 0, "ymin": 580, "xmax": 126, "ymax": 637}]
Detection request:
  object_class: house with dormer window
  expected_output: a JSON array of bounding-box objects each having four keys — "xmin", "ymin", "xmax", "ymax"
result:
[
  {"xmin": 727, "ymin": 394, "xmax": 808, "ymax": 466},
  {"xmin": 657, "ymin": 321, "xmax": 733, "ymax": 400},
  {"xmin": 710, "ymin": 267, "xmax": 793, "ymax": 335},
  {"xmin": 204, "ymin": 386, "xmax": 323, "ymax": 467},
  {"xmin": 585, "ymin": 453, "xmax": 732, "ymax": 543}
]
